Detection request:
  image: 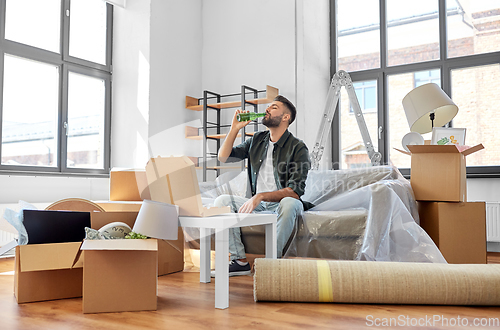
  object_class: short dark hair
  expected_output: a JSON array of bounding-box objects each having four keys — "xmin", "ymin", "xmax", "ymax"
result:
[{"xmin": 274, "ymin": 95, "xmax": 296, "ymax": 125}]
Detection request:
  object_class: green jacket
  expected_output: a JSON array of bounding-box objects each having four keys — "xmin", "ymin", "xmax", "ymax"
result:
[{"xmin": 226, "ymin": 129, "xmax": 313, "ymax": 210}]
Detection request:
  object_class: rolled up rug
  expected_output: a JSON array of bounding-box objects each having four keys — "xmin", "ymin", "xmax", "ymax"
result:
[{"xmin": 253, "ymin": 259, "xmax": 500, "ymax": 305}]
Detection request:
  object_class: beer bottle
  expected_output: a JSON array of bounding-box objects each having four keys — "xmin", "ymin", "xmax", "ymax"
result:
[{"xmin": 237, "ymin": 112, "xmax": 265, "ymax": 122}]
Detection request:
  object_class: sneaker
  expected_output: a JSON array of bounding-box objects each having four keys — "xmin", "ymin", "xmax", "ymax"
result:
[{"xmin": 210, "ymin": 260, "xmax": 251, "ymax": 277}]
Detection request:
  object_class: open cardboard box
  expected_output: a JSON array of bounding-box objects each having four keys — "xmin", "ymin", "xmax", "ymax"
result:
[
  {"xmin": 90, "ymin": 204, "xmax": 184, "ymax": 276},
  {"xmin": 110, "ymin": 168, "xmax": 151, "ymax": 201},
  {"xmin": 145, "ymin": 156, "xmax": 230, "ymax": 217},
  {"xmin": 80, "ymin": 239, "xmax": 158, "ymax": 314},
  {"xmin": 14, "ymin": 242, "xmax": 83, "ymax": 304},
  {"xmin": 396, "ymin": 144, "xmax": 484, "ymax": 202},
  {"xmin": 418, "ymin": 201, "xmax": 486, "ymax": 264}
]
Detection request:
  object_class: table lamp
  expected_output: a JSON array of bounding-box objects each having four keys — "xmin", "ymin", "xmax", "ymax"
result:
[
  {"xmin": 132, "ymin": 200, "xmax": 179, "ymax": 240},
  {"xmin": 402, "ymin": 83, "xmax": 458, "ymax": 134}
]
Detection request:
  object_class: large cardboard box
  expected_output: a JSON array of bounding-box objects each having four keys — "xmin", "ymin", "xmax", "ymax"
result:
[
  {"xmin": 14, "ymin": 242, "xmax": 83, "ymax": 303},
  {"xmin": 418, "ymin": 201, "xmax": 486, "ymax": 264},
  {"xmin": 145, "ymin": 156, "xmax": 229, "ymax": 217},
  {"xmin": 81, "ymin": 239, "xmax": 158, "ymax": 314},
  {"xmin": 110, "ymin": 168, "xmax": 151, "ymax": 201},
  {"xmin": 408, "ymin": 144, "xmax": 484, "ymax": 202},
  {"xmin": 90, "ymin": 206, "xmax": 184, "ymax": 276}
]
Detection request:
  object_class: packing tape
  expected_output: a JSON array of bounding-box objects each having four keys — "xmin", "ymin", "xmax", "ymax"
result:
[{"xmin": 316, "ymin": 260, "xmax": 333, "ymax": 302}]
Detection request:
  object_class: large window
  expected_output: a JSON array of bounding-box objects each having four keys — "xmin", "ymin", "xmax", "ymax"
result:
[
  {"xmin": 0, "ymin": 0, "xmax": 112, "ymax": 175},
  {"xmin": 332, "ymin": 0, "xmax": 500, "ymax": 177}
]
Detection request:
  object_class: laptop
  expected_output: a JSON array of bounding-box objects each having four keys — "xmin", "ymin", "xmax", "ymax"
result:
[{"xmin": 23, "ymin": 209, "xmax": 91, "ymax": 245}]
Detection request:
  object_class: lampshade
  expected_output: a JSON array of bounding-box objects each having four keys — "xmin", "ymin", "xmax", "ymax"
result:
[
  {"xmin": 132, "ymin": 200, "xmax": 179, "ymax": 240},
  {"xmin": 402, "ymin": 83, "xmax": 458, "ymax": 134}
]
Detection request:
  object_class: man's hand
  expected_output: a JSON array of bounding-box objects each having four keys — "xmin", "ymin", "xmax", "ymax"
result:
[
  {"xmin": 237, "ymin": 188, "xmax": 300, "ymax": 213},
  {"xmin": 238, "ymin": 195, "xmax": 263, "ymax": 213},
  {"xmin": 231, "ymin": 109, "xmax": 252, "ymax": 131},
  {"xmin": 219, "ymin": 109, "xmax": 252, "ymax": 163}
]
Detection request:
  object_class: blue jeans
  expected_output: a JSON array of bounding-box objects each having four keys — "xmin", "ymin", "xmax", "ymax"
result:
[{"xmin": 213, "ymin": 195, "xmax": 304, "ymax": 260}]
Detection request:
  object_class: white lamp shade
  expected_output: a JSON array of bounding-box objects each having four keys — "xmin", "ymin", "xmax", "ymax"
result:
[
  {"xmin": 402, "ymin": 83, "xmax": 458, "ymax": 134},
  {"xmin": 133, "ymin": 200, "xmax": 178, "ymax": 240}
]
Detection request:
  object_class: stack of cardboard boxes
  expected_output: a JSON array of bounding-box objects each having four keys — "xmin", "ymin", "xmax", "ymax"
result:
[
  {"xmin": 103, "ymin": 168, "xmax": 185, "ymax": 277},
  {"xmin": 407, "ymin": 144, "xmax": 487, "ymax": 264},
  {"xmin": 14, "ymin": 168, "xmax": 184, "ymax": 313}
]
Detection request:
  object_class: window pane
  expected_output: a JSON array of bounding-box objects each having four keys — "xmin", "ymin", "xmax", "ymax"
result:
[
  {"xmin": 415, "ymin": 68, "xmax": 441, "ymax": 87},
  {"xmin": 1, "ymin": 55, "xmax": 59, "ymax": 167},
  {"xmin": 340, "ymin": 80, "xmax": 378, "ymax": 169},
  {"xmin": 69, "ymin": 0, "xmax": 107, "ymax": 65},
  {"xmin": 67, "ymin": 72, "xmax": 105, "ymax": 169},
  {"xmin": 337, "ymin": 0, "xmax": 380, "ymax": 72},
  {"xmin": 388, "ymin": 70, "xmax": 441, "ymax": 168},
  {"xmin": 387, "ymin": 0, "xmax": 440, "ymax": 66},
  {"xmin": 5, "ymin": 0, "xmax": 61, "ymax": 53},
  {"xmin": 451, "ymin": 64, "xmax": 500, "ymax": 166},
  {"xmin": 447, "ymin": 0, "xmax": 500, "ymax": 58},
  {"xmin": 365, "ymin": 86, "xmax": 377, "ymax": 109}
]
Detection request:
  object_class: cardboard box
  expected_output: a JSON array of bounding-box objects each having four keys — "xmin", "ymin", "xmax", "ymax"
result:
[
  {"xmin": 110, "ymin": 168, "xmax": 151, "ymax": 201},
  {"xmin": 407, "ymin": 144, "xmax": 484, "ymax": 202},
  {"xmin": 418, "ymin": 201, "xmax": 486, "ymax": 264},
  {"xmin": 81, "ymin": 239, "xmax": 158, "ymax": 314},
  {"xmin": 157, "ymin": 228, "xmax": 184, "ymax": 275},
  {"xmin": 95, "ymin": 201, "xmax": 142, "ymax": 212},
  {"xmin": 14, "ymin": 242, "xmax": 83, "ymax": 303},
  {"xmin": 145, "ymin": 156, "xmax": 230, "ymax": 217},
  {"xmin": 90, "ymin": 207, "xmax": 184, "ymax": 276}
]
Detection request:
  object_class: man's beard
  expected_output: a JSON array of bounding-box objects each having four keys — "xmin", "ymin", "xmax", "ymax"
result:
[{"xmin": 262, "ymin": 113, "xmax": 283, "ymax": 128}]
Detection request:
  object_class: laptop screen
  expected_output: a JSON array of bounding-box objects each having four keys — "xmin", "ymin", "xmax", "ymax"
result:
[{"xmin": 23, "ymin": 209, "xmax": 91, "ymax": 245}]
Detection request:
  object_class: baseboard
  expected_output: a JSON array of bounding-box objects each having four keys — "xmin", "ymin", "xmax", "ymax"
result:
[{"xmin": 487, "ymin": 241, "xmax": 500, "ymax": 252}]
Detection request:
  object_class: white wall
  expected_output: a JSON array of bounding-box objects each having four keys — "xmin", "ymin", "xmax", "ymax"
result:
[
  {"xmin": 201, "ymin": 0, "xmax": 296, "ymax": 101},
  {"xmin": 198, "ymin": 0, "xmax": 331, "ymax": 179},
  {"xmin": 468, "ymin": 178, "xmax": 500, "ymax": 202},
  {"xmin": 295, "ymin": 0, "xmax": 331, "ymax": 168},
  {"xmin": 147, "ymin": 0, "xmax": 203, "ymax": 160},
  {"xmin": 0, "ymin": 175, "xmax": 108, "ymax": 204},
  {"xmin": 111, "ymin": 0, "xmax": 151, "ymax": 168}
]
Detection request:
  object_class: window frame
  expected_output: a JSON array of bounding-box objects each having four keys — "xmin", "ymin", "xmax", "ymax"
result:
[
  {"xmin": 0, "ymin": 0, "xmax": 112, "ymax": 177},
  {"xmin": 331, "ymin": 0, "xmax": 500, "ymax": 178}
]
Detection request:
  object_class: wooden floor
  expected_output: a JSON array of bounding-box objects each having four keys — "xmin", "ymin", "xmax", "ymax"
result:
[{"xmin": 1, "ymin": 254, "xmax": 499, "ymax": 330}]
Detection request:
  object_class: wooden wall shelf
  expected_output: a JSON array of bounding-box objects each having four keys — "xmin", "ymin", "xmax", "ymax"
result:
[
  {"xmin": 185, "ymin": 126, "xmax": 255, "ymax": 140},
  {"xmin": 186, "ymin": 85, "xmax": 278, "ymax": 111}
]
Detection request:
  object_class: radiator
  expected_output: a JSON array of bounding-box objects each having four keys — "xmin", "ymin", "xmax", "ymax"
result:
[
  {"xmin": 0, "ymin": 230, "xmax": 16, "ymax": 247},
  {"xmin": 486, "ymin": 202, "xmax": 500, "ymax": 243}
]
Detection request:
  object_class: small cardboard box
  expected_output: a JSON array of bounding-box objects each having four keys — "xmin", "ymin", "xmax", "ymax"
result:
[
  {"xmin": 418, "ymin": 201, "xmax": 486, "ymax": 264},
  {"xmin": 145, "ymin": 156, "xmax": 230, "ymax": 217},
  {"xmin": 14, "ymin": 242, "xmax": 83, "ymax": 304},
  {"xmin": 90, "ymin": 207, "xmax": 184, "ymax": 276},
  {"xmin": 406, "ymin": 144, "xmax": 484, "ymax": 202},
  {"xmin": 81, "ymin": 239, "xmax": 158, "ymax": 314},
  {"xmin": 110, "ymin": 168, "xmax": 151, "ymax": 201}
]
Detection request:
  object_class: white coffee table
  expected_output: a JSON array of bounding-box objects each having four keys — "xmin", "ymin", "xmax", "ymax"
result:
[{"xmin": 178, "ymin": 212, "xmax": 277, "ymax": 309}]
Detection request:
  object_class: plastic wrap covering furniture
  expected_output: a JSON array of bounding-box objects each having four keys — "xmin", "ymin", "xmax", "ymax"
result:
[{"xmin": 190, "ymin": 165, "xmax": 446, "ymax": 263}]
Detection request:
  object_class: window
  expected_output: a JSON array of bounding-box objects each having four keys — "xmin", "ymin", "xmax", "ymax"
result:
[
  {"xmin": 414, "ymin": 69, "xmax": 441, "ymax": 87},
  {"xmin": 0, "ymin": 0, "xmax": 112, "ymax": 175},
  {"xmin": 332, "ymin": 0, "xmax": 500, "ymax": 176},
  {"xmin": 351, "ymin": 81, "xmax": 377, "ymax": 113},
  {"xmin": 342, "ymin": 80, "xmax": 378, "ymax": 168}
]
